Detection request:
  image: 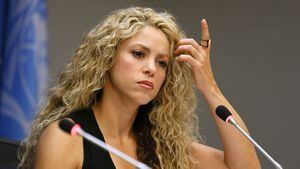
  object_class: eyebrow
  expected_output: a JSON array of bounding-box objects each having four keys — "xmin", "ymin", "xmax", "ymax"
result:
[{"xmin": 131, "ymin": 43, "xmax": 169, "ymax": 59}]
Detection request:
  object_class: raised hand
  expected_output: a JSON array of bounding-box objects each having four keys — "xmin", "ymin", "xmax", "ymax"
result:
[{"xmin": 175, "ymin": 19, "xmax": 218, "ymax": 96}]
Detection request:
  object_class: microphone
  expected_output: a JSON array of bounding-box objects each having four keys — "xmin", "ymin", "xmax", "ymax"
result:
[
  {"xmin": 59, "ymin": 119, "xmax": 151, "ymax": 169},
  {"xmin": 215, "ymin": 105, "xmax": 283, "ymax": 169}
]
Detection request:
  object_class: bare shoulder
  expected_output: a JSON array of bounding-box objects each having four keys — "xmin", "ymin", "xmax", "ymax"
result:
[
  {"xmin": 189, "ymin": 142, "xmax": 229, "ymax": 169},
  {"xmin": 34, "ymin": 119, "xmax": 83, "ymax": 169}
]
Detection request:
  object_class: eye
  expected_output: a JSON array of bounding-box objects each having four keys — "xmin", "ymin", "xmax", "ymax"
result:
[
  {"xmin": 158, "ymin": 60, "xmax": 168, "ymax": 69},
  {"xmin": 132, "ymin": 51, "xmax": 145, "ymax": 58}
]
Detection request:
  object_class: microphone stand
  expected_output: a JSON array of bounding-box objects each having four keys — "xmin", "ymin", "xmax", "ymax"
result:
[
  {"xmin": 76, "ymin": 127, "xmax": 151, "ymax": 169},
  {"xmin": 227, "ymin": 117, "xmax": 283, "ymax": 169}
]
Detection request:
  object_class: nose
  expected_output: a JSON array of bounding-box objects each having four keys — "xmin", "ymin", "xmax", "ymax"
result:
[{"xmin": 142, "ymin": 59, "xmax": 156, "ymax": 77}]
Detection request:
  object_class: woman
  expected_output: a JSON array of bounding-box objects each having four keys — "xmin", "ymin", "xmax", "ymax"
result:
[{"xmin": 18, "ymin": 7, "xmax": 260, "ymax": 169}]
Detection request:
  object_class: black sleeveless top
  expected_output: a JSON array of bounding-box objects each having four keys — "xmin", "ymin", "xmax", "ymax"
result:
[{"xmin": 68, "ymin": 107, "xmax": 116, "ymax": 169}]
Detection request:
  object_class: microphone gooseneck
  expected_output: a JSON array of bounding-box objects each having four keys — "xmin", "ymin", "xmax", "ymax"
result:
[
  {"xmin": 58, "ymin": 119, "xmax": 151, "ymax": 169},
  {"xmin": 215, "ymin": 105, "xmax": 283, "ymax": 169}
]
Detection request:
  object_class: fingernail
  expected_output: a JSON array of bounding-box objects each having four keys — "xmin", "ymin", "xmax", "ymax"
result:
[{"xmin": 202, "ymin": 19, "xmax": 206, "ymax": 23}]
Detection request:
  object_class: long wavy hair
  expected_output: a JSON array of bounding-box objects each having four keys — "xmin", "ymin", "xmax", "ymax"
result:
[{"xmin": 18, "ymin": 7, "xmax": 201, "ymax": 169}]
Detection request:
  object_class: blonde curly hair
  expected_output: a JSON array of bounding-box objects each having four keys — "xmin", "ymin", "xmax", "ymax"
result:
[{"xmin": 18, "ymin": 7, "xmax": 201, "ymax": 169}]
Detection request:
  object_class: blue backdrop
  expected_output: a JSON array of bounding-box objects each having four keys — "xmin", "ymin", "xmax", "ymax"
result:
[{"xmin": 0, "ymin": 0, "xmax": 48, "ymax": 141}]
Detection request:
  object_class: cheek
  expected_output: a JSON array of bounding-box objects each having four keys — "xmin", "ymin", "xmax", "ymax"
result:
[
  {"xmin": 156, "ymin": 71, "xmax": 167, "ymax": 88},
  {"xmin": 114, "ymin": 56, "xmax": 139, "ymax": 75}
]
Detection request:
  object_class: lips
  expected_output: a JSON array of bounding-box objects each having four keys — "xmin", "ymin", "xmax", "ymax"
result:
[{"xmin": 137, "ymin": 80, "xmax": 154, "ymax": 89}]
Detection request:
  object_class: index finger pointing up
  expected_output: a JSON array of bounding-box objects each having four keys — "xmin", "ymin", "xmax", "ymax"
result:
[{"xmin": 201, "ymin": 19, "xmax": 210, "ymax": 40}]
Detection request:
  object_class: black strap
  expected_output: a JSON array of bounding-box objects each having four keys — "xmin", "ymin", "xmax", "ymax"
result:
[{"xmin": 68, "ymin": 107, "xmax": 115, "ymax": 169}]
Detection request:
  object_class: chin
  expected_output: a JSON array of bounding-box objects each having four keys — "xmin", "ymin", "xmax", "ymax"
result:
[
  {"xmin": 129, "ymin": 91, "xmax": 157, "ymax": 106},
  {"xmin": 137, "ymin": 99, "xmax": 152, "ymax": 106},
  {"xmin": 134, "ymin": 95, "xmax": 154, "ymax": 106}
]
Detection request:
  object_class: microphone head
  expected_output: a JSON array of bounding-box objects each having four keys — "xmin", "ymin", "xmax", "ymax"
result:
[
  {"xmin": 59, "ymin": 119, "xmax": 75, "ymax": 134},
  {"xmin": 215, "ymin": 105, "xmax": 232, "ymax": 122}
]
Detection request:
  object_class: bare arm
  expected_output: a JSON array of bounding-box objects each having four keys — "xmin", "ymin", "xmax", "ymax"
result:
[
  {"xmin": 34, "ymin": 120, "xmax": 83, "ymax": 169},
  {"xmin": 176, "ymin": 19, "xmax": 261, "ymax": 169}
]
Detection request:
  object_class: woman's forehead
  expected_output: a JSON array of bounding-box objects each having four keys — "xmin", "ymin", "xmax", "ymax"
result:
[{"xmin": 120, "ymin": 27, "xmax": 170, "ymax": 55}]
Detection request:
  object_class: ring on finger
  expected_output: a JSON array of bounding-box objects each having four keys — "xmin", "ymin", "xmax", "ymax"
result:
[{"xmin": 200, "ymin": 39, "xmax": 210, "ymax": 48}]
